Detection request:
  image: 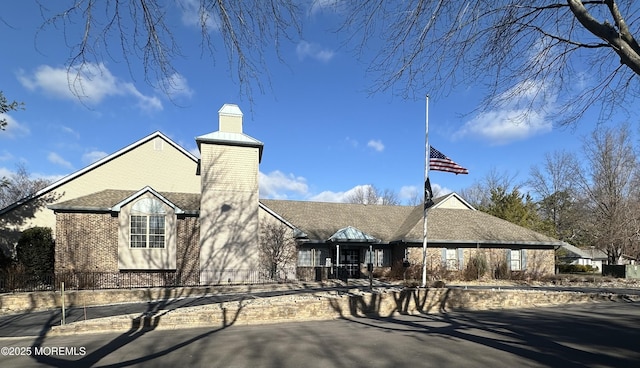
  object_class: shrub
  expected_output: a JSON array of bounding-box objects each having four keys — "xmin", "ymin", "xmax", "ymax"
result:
[
  {"xmin": 558, "ymin": 264, "xmax": 598, "ymax": 273},
  {"xmin": 16, "ymin": 227, "xmax": 54, "ymax": 281},
  {"xmin": 0, "ymin": 249, "xmax": 15, "ymax": 272},
  {"xmin": 463, "ymin": 254, "xmax": 488, "ymax": 281},
  {"xmin": 494, "ymin": 261, "xmax": 510, "ymax": 279}
]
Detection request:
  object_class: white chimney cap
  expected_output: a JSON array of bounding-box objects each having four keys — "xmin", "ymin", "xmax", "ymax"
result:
[{"xmin": 218, "ymin": 104, "xmax": 243, "ymax": 117}]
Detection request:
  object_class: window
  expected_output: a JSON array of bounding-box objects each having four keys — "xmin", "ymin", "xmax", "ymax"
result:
[
  {"xmin": 365, "ymin": 249, "xmax": 390, "ymax": 267},
  {"xmin": 130, "ymin": 198, "xmax": 166, "ymax": 249},
  {"xmin": 445, "ymin": 248, "xmax": 458, "ymax": 270},
  {"xmin": 441, "ymin": 248, "xmax": 464, "ymax": 270},
  {"xmin": 298, "ymin": 249, "xmax": 312, "ymax": 266},
  {"xmin": 510, "ymin": 249, "xmax": 524, "ymax": 271},
  {"xmin": 298, "ymin": 248, "xmax": 329, "ymax": 266}
]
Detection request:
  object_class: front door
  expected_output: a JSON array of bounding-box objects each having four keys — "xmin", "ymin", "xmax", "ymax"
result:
[{"xmin": 340, "ymin": 249, "xmax": 360, "ymax": 278}]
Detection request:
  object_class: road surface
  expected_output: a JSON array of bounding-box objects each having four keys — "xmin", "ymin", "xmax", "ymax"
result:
[{"xmin": 0, "ymin": 301, "xmax": 638, "ymax": 367}]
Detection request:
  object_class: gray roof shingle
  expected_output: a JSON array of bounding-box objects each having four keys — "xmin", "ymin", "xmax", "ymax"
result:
[
  {"xmin": 49, "ymin": 189, "xmax": 200, "ymax": 213},
  {"xmin": 50, "ymin": 191, "xmax": 562, "ymax": 246},
  {"xmin": 260, "ymin": 199, "xmax": 562, "ymax": 246}
]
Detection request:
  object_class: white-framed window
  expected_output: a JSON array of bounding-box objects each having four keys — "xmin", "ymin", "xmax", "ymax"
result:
[
  {"xmin": 510, "ymin": 249, "xmax": 525, "ymax": 271},
  {"xmin": 365, "ymin": 249, "xmax": 390, "ymax": 267},
  {"xmin": 130, "ymin": 198, "xmax": 166, "ymax": 249},
  {"xmin": 446, "ymin": 248, "xmax": 458, "ymax": 270},
  {"xmin": 441, "ymin": 248, "xmax": 464, "ymax": 270},
  {"xmin": 298, "ymin": 248, "xmax": 329, "ymax": 266}
]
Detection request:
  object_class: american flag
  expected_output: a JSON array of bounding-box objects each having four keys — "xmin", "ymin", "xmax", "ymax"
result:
[{"xmin": 429, "ymin": 146, "xmax": 468, "ymax": 174}]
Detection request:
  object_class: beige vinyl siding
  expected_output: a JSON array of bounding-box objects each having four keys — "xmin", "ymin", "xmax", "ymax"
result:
[
  {"xmin": 199, "ymin": 144, "xmax": 259, "ymax": 192},
  {"xmin": 198, "ymin": 142, "xmax": 261, "ymax": 284},
  {"xmin": 4, "ymin": 136, "xmax": 200, "ymax": 237}
]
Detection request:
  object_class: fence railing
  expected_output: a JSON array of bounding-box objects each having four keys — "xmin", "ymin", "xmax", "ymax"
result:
[{"xmin": 0, "ymin": 269, "xmax": 296, "ymax": 293}]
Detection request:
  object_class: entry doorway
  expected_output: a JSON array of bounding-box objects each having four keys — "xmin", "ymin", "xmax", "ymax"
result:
[{"xmin": 340, "ymin": 249, "xmax": 360, "ymax": 278}]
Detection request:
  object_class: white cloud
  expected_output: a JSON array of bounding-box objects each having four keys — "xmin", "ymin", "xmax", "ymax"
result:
[
  {"xmin": 0, "ymin": 114, "xmax": 30, "ymax": 138},
  {"xmin": 177, "ymin": 0, "xmax": 220, "ymax": 30},
  {"xmin": 160, "ymin": 73, "xmax": 194, "ymax": 99},
  {"xmin": 0, "ymin": 151, "xmax": 13, "ymax": 161},
  {"xmin": 296, "ymin": 41, "xmax": 335, "ymax": 63},
  {"xmin": 310, "ymin": 0, "xmax": 342, "ymax": 15},
  {"xmin": 0, "ymin": 166, "xmax": 12, "ymax": 178},
  {"xmin": 259, "ymin": 170, "xmax": 309, "ymax": 199},
  {"xmin": 82, "ymin": 150, "xmax": 108, "ymax": 165},
  {"xmin": 367, "ymin": 139, "xmax": 384, "ymax": 152},
  {"xmin": 61, "ymin": 126, "xmax": 80, "ymax": 139},
  {"xmin": 309, "ymin": 184, "xmax": 369, "ymax": 203},
  {"xmin": 47, "ymin": 152, "xmax": 74, "ymax": 170},
  {"xmin": 454, "ymin": 79, "xmax": 553, "ymax": 145},
  {"xmin": 398, "ymin": 185, "xmax": 419, "ymax": 202},
  {"xmin": 18, "ymin": 63, "xmax": 163, "ymax": 112}
]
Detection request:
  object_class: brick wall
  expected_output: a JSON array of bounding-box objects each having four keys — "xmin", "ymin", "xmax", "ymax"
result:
[
  {"xmin": 402, "ymin": 246, "xmax": 555, "ymax": 279},
  {"xmin": 56, "ymin": 213, "xmax": 118, "ymax": 272},
  {"xmin": 55, "ymin": 212, "xmax": 201, "ymax": 285},
  {"xmin": 176, "ymin": 216, "xmax": 200, "ymax": 285}
]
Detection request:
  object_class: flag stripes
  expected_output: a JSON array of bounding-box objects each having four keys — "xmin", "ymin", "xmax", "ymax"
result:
[{"xmin": 429, "ymin": 146, "xmax": 468, "ymax": 175}]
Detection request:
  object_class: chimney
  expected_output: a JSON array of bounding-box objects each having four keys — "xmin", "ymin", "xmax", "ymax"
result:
[{"xmin": 218, "ymin": 104, "xmax": 243, "ymax": 133}]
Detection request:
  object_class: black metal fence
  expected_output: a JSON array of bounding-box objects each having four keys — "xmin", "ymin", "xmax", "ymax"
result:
[{"xmin": 0, "ymin": 269, "xmax": 295, "ymax": 293}]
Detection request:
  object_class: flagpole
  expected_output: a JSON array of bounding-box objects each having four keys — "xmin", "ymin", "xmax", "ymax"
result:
[{"xmin": 422, "ymin": 95, "xmax": 429, "ymax": 288}]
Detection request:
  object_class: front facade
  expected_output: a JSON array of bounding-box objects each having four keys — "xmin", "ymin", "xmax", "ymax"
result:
[
  {"xmin": 4, "ymin": 103, "xmax": 562, "ymax": 285},
  {"xmin": 261, "ymin": 195, "xmax": 559, "ymax": 282}
]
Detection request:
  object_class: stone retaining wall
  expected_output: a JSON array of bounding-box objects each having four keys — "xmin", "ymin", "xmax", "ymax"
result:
[
  {"xmin": 0, "ymin": 284, "xmax": 301, "ymax": 315},
  {"xmin": 46, "ymin": 287, "xmax": 632, "ymax": 336}
]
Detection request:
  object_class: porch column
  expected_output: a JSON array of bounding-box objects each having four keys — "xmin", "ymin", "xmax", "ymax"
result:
[{"xmin": 336, "ymin": 244, "xmax": 340, "ymax": 278}]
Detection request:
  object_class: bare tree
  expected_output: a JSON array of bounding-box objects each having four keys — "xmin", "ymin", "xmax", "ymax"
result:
[
  {"xmin": 459, "ymin": 168, "xmax": 520, "ymax": 209},
  {"xmin": 36, "ymin": 1, "xmax": 640, "ymax": 124},
  {"xmin": 0, "ymin": 163, "xmax": 51, "ymax": 210},
  {"xmin": 528, "ymin": 150, "xmax": 582, "ymax": 242},
  {"xmin": 259, "ymin": 222, "xmax": 297, "ymax": 280},
  {"xmin": 574, "ymin": 124, "xmax": 639, "ymax": 264},
  {"xmin": 36, "ymin": 0, "xmax": 302, "ymax": 103},
  {"xmin": 341, "ymin": 1, "xmax": 640, "ymax": 125},
  {"xmin": 345, "ymin": 185, "xmax": 400, "ymax": 205}
]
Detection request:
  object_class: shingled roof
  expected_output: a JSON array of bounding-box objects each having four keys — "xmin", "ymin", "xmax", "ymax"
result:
[
  {"xmin": 260, "ymin": 197, "xmax": 562, "ymax": 246},
  {"xmin": 49, "ymin": 189, "xmax": 200, "ymax": 214},
  {"xmin": 50, "ymin": 190, "xmax": 562, "ymax": 247}
]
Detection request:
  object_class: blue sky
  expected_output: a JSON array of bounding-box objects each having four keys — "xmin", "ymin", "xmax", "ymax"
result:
[{"xmin": 0, "ymin": 1, "xmax": 606, "ymax": 204}]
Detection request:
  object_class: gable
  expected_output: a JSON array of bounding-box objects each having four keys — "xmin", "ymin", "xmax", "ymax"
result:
[
  {"xmin": 431, "ymin": 192, "xmax": 475, "ymax": 210},
  {"xmin": 0, "ymin": 132, "xmax": 201, "ymax": 236}
]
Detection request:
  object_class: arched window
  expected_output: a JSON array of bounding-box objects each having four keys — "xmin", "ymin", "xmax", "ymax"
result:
[{"xmin": 130, "ymin": 198, "xmax": 166, "ymax": 248}]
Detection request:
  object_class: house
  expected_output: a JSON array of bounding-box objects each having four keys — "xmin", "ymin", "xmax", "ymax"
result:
[
  {"xmin": 557, "ymin": 243, "xmax": 608, "ymax": 273},
  {"xmin": 2, "ymin": 103, "xmax": 562, "ymax": 286}
]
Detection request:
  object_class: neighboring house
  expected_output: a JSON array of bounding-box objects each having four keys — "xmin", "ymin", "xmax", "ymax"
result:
[
  {"xmin": 3, "ymin": 103, "xmax": 563, "ymax": 285},
  {"xmin": 557, "ymin": 243, "xmax": 608, "ymax": 273}
]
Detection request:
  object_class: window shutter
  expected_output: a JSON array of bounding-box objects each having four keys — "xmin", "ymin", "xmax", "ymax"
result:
[
  {"xmin": 522, "ymin": 250, "xmax": 527, "ymax": 270},
  {"xmin": 458, "ymin": 248, "xmax": 464, "ymax": 270},
  {"xmin": 441, "ymin": 248, "xmax": 447, "ymax": 267},
  {"xmin": 506, "ymin": 249, "xmax": 511, "ymax": 271}
]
